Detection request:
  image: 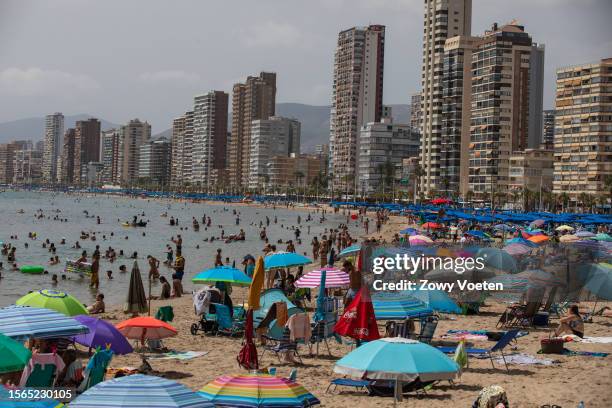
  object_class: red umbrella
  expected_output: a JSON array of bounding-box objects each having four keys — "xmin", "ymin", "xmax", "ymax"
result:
[
  {"xmin": 431, "ymin": 198, "xmax": 452, "ymax": 205},
  {"xmin": 116, "ymin": 316, "xmax": 177, "ymax": 345},
  {"xmin": 334, "ymin": 287, "xmax": 380, "ymax": 341},
  {"xmin": 422, "ymin": 222, "xmax": 443, "ymax": 229},
  {"xmin": 237, "ymin": 309, "xmax": 258, "ymax": 370}
]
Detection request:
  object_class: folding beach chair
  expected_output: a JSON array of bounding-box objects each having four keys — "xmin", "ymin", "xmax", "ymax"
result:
[
  {"xmin": 437, "ymin": 329, "xmax": 520, "ymax": 371},
  {"xmin": 309, "ymin": 319, "xmax": 334, "ymax": 357},
  {"xmin": 19, "ymin": 353, "xmax": 66, "ymax": 388},
  {"xmin": 78, "ymin": 348, "xmax": 114, "ymax": 392},
  {"xmin": 214, "ymin": 303, "xmax": 244, "ymax": 337},
  {"xmin": 326, "ymin": 378, "xmax": 371, "ymax": 394},
  {"xmin": 497, "ymin": 301, "xmax": 541, "ymax": 328},
  {"xmin": 415, "ymin": 315, "xmax": 438, "ymax": 343},
  {"xmin": 261, "ymin": 327, "xmax": 303, "ymax": 364}
]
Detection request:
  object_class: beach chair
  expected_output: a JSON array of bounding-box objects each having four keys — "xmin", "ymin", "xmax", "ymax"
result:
[
  {"xmin": 309, "ymin": 318, "xmax": 335, "ymax": 357},
  {"xmin": 78, "ymin": 348, "xmax": 114, "ymax": 392},
  {"xmin": 326, "ymin": 378, "xmax": 371, "ymax": 394},
  {"xmin": 437, "ymin": 329, "xmax": 520, "ymax": 371},
  {"xmin": 497, "ymin": 300, "xmax": 541, "ymax": 328},
  {"xmin": 415, "ymin": 315, "xmax": 438, "ymax": 343},
  {"xmin": 261, "ymin": 327, "xmax": 303, "ymax": 364},
  {"xmin": 19, "ymin": 353, "xmax": 65, "ymax": 388},
  {"xmin": 214, "ymin": 303, "xmax": 244, "ymax": 337}
]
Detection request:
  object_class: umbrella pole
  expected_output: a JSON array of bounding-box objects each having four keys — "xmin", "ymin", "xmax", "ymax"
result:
[{"xmin": 148, "ymin": 277, "xmax": 152, "ymax": 316}]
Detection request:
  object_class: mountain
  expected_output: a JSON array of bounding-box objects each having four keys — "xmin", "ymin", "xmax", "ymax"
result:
[
  {"xmin": 276, "ymin": 103, "xmax": 332, "ymax": 152},
  {"xmin": 0, "ymin": 115, "xmax": 119, "ymax": 144}
]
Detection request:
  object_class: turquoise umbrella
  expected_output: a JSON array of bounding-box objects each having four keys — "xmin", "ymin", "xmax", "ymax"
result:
[
  {"xmin": 371, "ymin": 291, "xmax": 432, "ymax": 320},
  {"xmin": 476, "ymin": 247, "xmax": 518, "ymax": 273},
  {"xmin": 591, "ymin": 233, "xmax": 612, "ymax": 242},
  {"xmin": 411, "ymin": 288, "xmax": 461, "ymax": 314},
  {"xmin": 581, "ymin": 263, "xmax": 612, "ymax": 301},
  {"xmin": 192, "ymin": 266, "xmax": 252, "ymax": 286},
  {"xmin": 334, "ymin": 338, "xmax": 458, "ymax": 403},
  {"xmin": 263, "ymin": 252, "xmax": 311, "ymax": 270},
  {"xmin": 338, "ymin": 244, "xmax": 361, "ymax": 258}
]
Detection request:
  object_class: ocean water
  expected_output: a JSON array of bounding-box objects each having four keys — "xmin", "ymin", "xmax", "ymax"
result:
[{"xmin": 0, "ymin": 191, "xmax": 357, "ymax": 307}]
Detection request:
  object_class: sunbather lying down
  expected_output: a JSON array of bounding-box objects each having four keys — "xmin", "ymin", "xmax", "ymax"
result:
[{"xmin": 554, "ymin": 305, "xmax": 584, "ymax": 338}]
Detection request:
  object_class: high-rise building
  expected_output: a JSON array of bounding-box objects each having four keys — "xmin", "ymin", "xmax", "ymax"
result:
[
  {"xmin": 469, "ymin": 23, "xmax": 534, "ymax": 197},
  {"xmin": 358, "ymin": 119, "xmax": 421, "ymax": 195},
  {"xmin": 509, "ymin": 148, "xmax": 554, "ymax": 201},
  {"xmin": 228, "ymin": 72, "xmax": 276, "ymax": 188},
  {"xmin": 101, "ymin": 129, "xmax": 121, "ymax": 184},
  {"xmin": 42, "ymin": 112, "xmax": 64, "ymax": 183},
  {"xmin": 192, "ymin": 91, "xmax": 229, "ymax": 190},
  {"xmin": 409, "ymin": 92, "xmax": 422, "ymax": 135},
  {"xmin": 138, "ymin": 139, "xmax": 172, "ymax": 187},
  {"xmin": 170, "ymin": 112, "xmax": 194, "ymax": 187},
  {"xmin": 73, "ymin": 118, "xmax": 101, "ymax": 185},
  {"xmin": 13, "ymin": 149, "xmax": 43, "ymax": 184},
  {"xmin": 542, "ymin": 110, "xmax": 556, "ymax": 148},
  {"xmin": 0, "ymin": 142, "xmax": 21, "ymax": 184},
  {"xmin": 59, "ymin": 129, "xmax": 76, "ymax": 185},
  {"xmin": 330, "ymin": 25, "xmax": 385, "ymax": 192},
  {"xmin": 119, "ymin": 119, "xmax": 151, "ymax": 186},
  {"xmin": 249, "ymin": 116, "xmax": 301, "ymax": 189},
  {"xmin": 267, "ymin": 155, "xmax": 324, "ymax": 189},
  {"xmin": 441, "ymin": 35, "xmax": 478, "ymax": 197},
  {"xmin": 528, "ymin": 44, "xmax": 546, "ymax": 148},
  {"xmin": 553, "ymin": 58, "xmax": 612, "ymax": 199},
  {"xmin": 419, "ymin": 0, "xmax": 472, "ymax": 195}
]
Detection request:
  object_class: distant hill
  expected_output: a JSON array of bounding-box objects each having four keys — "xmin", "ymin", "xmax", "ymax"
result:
[
  {"xmin": 0, "ymin": 115, "xmax": 119, "ymax": 143},
  {"xmin": 1, "ymin": 103, "xmax": 410, "ymax": 152}
]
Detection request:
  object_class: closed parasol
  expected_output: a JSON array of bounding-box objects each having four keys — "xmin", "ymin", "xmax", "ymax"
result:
[
  {"xmin": 124, "ymin": 261, "xmax": 147, "ymax": 315},
  {"xmin": 334, "ymin": 287, "xmax": 380, "ymax": 341}
]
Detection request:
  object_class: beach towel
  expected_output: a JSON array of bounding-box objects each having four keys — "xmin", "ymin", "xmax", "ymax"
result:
[
  {"xmin": 560, "ymin": 349, "xmax": 609, "ymax": 357},
  {"xmin": 147, "ymin": 351, "xmax": 208, "ymax": 361},
  {"xmin": 579, "ymin": 336, "xmax": 612, "ymax": 344},
  {"xmin": 286, "ymin": 313, "xmax": 311, "ymax": 343},
  {"xmin": 443, "ymin": 333, "xmax": 488, "ymax": 341},
  {"xmin": 493, "ymin": 353, "xmax": 556, "ymax": 366}
]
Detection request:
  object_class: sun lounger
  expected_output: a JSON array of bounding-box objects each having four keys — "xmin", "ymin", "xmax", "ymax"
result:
[
  {"xmin": 326, "ymin": 378, "xmax": 371, "ymax": 394},
  {"xmin": 437, "ymin": 329, "xmax": 520, "ymax": 371}
]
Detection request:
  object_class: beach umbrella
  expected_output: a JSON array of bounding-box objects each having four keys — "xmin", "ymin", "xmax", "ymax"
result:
[
  {"xmin": 530, "ymin": 219, "xmax": 546, "ymax": 227},
  {"xmin": 528, "ymin": 234, "xmax": 549, "ymax": 244},
  {"xmin": 424, "ymin": 267, "xmax": 496, "ymax": 283},
  {"xmin": 337, "ymin": 244, "xmax": 361, "ymax": 258},
  {"xmin": 198, "ymin": 373, "xmax": 320, "ymax": 407},
  {"xmin": 0, "ymin": 332, "xmax": 32, "ymax": 373},
  {"xmin": 313, "ymin": 268, "xmax": 327, "ymax": 322},
  {"xmin": 516, "ymin": 269, "xmax": 565, "ymax": 287},
  {"xmin": 16, "ymin": 289, "xmax": 88, "ymax": 316},
  {"xmin": 506, "ymin": 237, "xmax": 538, "ymax": 248},
  {"xmin": 71, "ymin": 316, "xmax": 133, "ymax": 355},
  {"xmin": 422, "ymin": 222, "xmax": 443, "ymax": 229},
  {"xmin": 399, "ymin": 227, "xmax": 419, "ymax": 235},
  {"xmin": 493, "ymin": 224, "xmax": 513, "ymax": 232},
  {"xmin": 247, "ymin": 256, "xmax": 265, "ymax": 310},
  {"xmin": 371, "ymin": 291, "xmax": 432, "ymax": 320},
  {"xmin": 592, "ymin": 233, "xmax": 612, "ymax": 242},
  {"xmin": 237, "ymin": 309, "xmax": 258, "ymax": 370},
  {"xmin": 295, "ymin": 267, "xmax": 349, "ymax": 288},
  {"xmin": 409, "ymin": 235, "xmax": 433, "ymax": 245},
  {"xmin": 0, "ymin": 387, "xmax": 63, "ymax": 407},
  {"xmin": 334, "ymin": 287, "xmax": 380, "ymax": 340},
  {"xmin": 116, "ymin": 316, "xmax": 177, "ymax": 344},
  {"xmin": 556, "ymin": 225, "xmax": 574, "ymax": 232},
  {"xmin": 487, "ymin": 274, "xmax": 532, "ymax": 300},
  {"xmin": 124, "ymin": 261, "xmax": 147, "ymax": 315},
  {"xmin": 0, "ymin": 305, "xmax": 89, "ymax": 341},
  {"xmin": 503, "ymin": 243, "xmax": 532, "ymax": 256},
  {"xmin": 559, "ymin": 234, "xmax": 579, "ymax": 242},
  {"xmin": 334, "ymin": 338, "xmax": 458, "ymax": 403},
  {"xmin": 576, "ymin": 230, "xmax": 596, "ymax": 238},
  {"xmin": 581, "ymin": 263, "xmax": 612, "ymax": 301},
  {"xmin": 192, "ymin": 266, "xmax": 252, "ymax": 286},
  {"xmin": 431, "ymin": 198, "xmax": 453, "ymax": 205},
  {"xmin": 70, "ymin": 374, "xmax": 212, "ymax": 408},
  {"xmin": 476, "ymin": 247, "xmax": 518, "ymax": 273},
  {"xmin": 410, "ymin": 288, "xmax": 461, "ymax": 314},
  {"xmin": 467, "ymin": 230, "xmax": 492, "ymax": 240},
  {"xmin": 264, "ymin": 252, "xmax": 312, "ymax": 270}
]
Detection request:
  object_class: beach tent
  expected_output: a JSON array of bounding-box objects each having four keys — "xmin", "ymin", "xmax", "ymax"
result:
[{"xmin": 253, "ymin": 289, "xmax": 302, "ymax": 339}]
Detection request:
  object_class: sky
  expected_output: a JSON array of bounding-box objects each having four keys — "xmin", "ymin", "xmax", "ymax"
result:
[{"xmin": 1, "ymin": 0, "xmax": 611, "ymax": 131}]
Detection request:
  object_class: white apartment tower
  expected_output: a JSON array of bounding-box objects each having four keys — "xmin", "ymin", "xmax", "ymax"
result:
[
  {"xmin": 330, "ymin": 25, "xmax": 385, "ymax": 192},
  {"xmin": 119, "ymin": 119, "xmax": 151, "ymax": 186},
  {"xmin": 420, "ymin": 0, "xmax": 472, "ymax": 195},
  {"xmin": 42, "ymin": 112, "xmax": 64, "ymax": 183}
]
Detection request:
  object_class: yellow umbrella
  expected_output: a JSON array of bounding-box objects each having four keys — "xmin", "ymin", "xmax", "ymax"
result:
[
  {"xmin": 247, "ymin": 256, "xmax": 265, "ymax": 310},
  {"xmin": 555, "ymin": 225, "xmax": 574, "ymax": 232}
]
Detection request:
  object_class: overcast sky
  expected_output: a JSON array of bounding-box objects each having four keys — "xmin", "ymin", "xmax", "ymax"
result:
[{"xmin": 1, "ymin": 0, "xmax": 611, "ymax": 130}]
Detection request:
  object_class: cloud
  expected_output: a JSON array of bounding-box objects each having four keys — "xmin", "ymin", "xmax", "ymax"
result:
[
  {"xmin": 0, "ymin": 67, "xmax": 100, "ymax": 96},
  {"xmin": 241, "ymin": 22, "xmax": 302, "ymax": 48},
  {"xmin": 138, "ymin": 70, "xmax": 201, "ymax": 83}
]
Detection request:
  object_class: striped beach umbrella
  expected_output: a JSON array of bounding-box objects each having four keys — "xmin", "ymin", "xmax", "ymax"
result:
[
  {"xmin": 70, "ymin": 374, "xmax": 212, "ymax": 407},
  {"xmin": 198, "ymin": 373, "xmax": 320, "ymax": 407},
  {"xmin": 409, "ymin": 235, "xmax": 434, "ymax": 245},
  {"xmin": 516, "ymin": 269, "xmax": 565, "ymax": 287},
  {"xmin": 503, "ymin": 243, "xmax": 532, "ymax": 256},
  {"xmin": 0, "ymin": 305, "xmax": 89, "ymax": 341},
  {"xmin": 295, "ymin": 267, "xmax": 350, "ymax": 288},
  {"xmin": 16, "ymin": 289, "xmax": 88, "ymax": 316},
  {"xmin": 371, "ymin": 291, "xmax": 432, "ymax": 320}
]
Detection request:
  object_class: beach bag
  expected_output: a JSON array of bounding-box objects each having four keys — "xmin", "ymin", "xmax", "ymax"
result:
[{"xmin": 540, "ymin": 338, "xmax": 564, "ymax": 354}]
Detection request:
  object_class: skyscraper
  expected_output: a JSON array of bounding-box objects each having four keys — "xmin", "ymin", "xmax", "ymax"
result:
[
  {"xmin": 192, "ymin": 91, "xmax": 229, "ymax": 190},
  {"xmin": 419, "ymin": 0, "xmax": 472, "ymax": 195},
  {"xmin": 101, "ymin": 129, "xmax": 120, "ymax": 184},
  {"xmin": 138, "ymin": 139, "xmax": 172, "ymax": 187},
  {"xmin": 542, "ymin": 109, "xmax": 556, "ymax": 148},
  {"xmin": 553, "ymin": 58, "xmax": 612, "ymax": 199},
  {"xmin": 527, "ymin": 44, "xmax": 546, "ymax": 148},
  {"xmin": 170, "ymin": 111, "xmax": 194, "ymax": 187},
  {"xmin": 74, "ymin": 118, "xmax": 101, "ymax": 185},
  {"xmin": 119, "ymin": 119, "xmax": 151, "ymax": 186},
  {"xmin": 409, "ymin": 92, "xmax": 422, "ymax": 134},
  {"xmin": 60, "ymin": 128, "xmax": 76, "ymax": 185},
  {"xmin": 469, "ymin": 23, "xmax": 534, "ymax": 197},
  {"xmin": 330, "ymin": 25, "xmax": 385, "ymax": 192},
  {"xmin": 42, "ymin": 112, "xmax": 64, "ymax": 183},
  {"xmin": 228, "ymin": 72, "xmax": 276, "ymax": 188}
]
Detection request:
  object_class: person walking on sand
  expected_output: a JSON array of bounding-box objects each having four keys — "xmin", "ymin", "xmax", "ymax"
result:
[
  {"xmin": 147, "ymin": 255, "xmax": 160, "ymax": 280},
  {"xmin": 90, "ymin": 254, "xmax": 100, "ymax": 289},
  {"xmin": 311, "ymin": 237, "xmax": 320, "ymax": 261}
]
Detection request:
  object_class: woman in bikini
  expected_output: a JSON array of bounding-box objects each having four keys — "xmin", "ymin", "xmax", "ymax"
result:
[{"xmin": 554, "ymin": 305, "xmax": 584, "ymax": 338}]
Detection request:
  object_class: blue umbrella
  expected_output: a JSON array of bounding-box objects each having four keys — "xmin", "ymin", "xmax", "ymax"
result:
[
  {"xmin": 70, "ymin": 374, "xmax": 213, "ymax": 408},
  {"xmin": 192, "ymin": 266, "xmax": 252, "ymax": 286},
  {"xmin": 467, "ymin": 230, "xmax": 491, "ymax": 240},
  {"xmin": 476, "ymin": 248, "xmax": 518, "ymax": 273},
  {"xmin": 264, "ymin": 252, "xmax": 312, "ymax": 270},
  {"xmin": 371, "ymin": 291, "xmax": 432, "ymax": 320},
  {"xmin": 506, "ymin": 237, "xmax": 538, "ymax": 248},
  {"xmin": 410, "ymin": 288, "xmax": 461, "ymax": 314},
  {"xmin": 334, "ymin": 338, "xmax": 458, "ymax": 402},
  {"xmin": 399, "ymin": 227, "xmax": 419, "ymax": 235},
  {"xmin": 337, "ymin": 244, "xmax": 361, "ymax": 258},
  {"xmin": 0, "ymin": 305, "xmax": 89, "ymax": 342},
  {"xmin": 313, "ymin": 269, "xmax": 327, "ymax": 322}
]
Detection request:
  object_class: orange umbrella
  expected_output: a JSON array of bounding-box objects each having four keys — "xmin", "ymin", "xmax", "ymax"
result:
[
  {"xmin": 528, "ymin": 235, "xmax": 549, "ymax": 244},
  {"xmin": 422, "ymin": 222, "xmax": 443, "ymax": 229},
  {"xmin": 116, "ymin": 316, "xmax": 177, "ymax": 345}
]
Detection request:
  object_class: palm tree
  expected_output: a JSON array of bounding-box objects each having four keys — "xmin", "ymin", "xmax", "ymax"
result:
[
  {"xmin": 441, "ymin": 177, "xmax": 451, "ymax": 198},
  {"xmin": 412, "ymin": 164, "xmax": 425, "ymax": 203}
]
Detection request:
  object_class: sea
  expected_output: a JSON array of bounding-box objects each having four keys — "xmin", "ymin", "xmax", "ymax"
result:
[{"xmin": 0, "ymin": 190, "xmax": 356, "ymax": 307}]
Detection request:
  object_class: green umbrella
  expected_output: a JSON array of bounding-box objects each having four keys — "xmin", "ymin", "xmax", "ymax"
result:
[
  {"xmin": 0, "ymin": 332, "xmax": 32, "ymax": 373},
  {"xmin": 16, "ymin": 289, "xmax": 88, "ymax": 316}
]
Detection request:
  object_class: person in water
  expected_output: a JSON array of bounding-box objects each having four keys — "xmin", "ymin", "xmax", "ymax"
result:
[{"xmin": 147, "ymin": 255, "xmax": 160, "ymax": 280}]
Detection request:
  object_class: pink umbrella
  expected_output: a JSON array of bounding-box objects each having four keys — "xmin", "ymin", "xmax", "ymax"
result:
[
  {"xmin": 503, "ymin": 243, "xmax": 533, "ymax": 256},
  {"xmin": 409, "ymin": 235, "xmax": 434, "ymax": 245},
  {"xmin": 295, "ymin": 267, "xmax": 350, "ymax": 288}
]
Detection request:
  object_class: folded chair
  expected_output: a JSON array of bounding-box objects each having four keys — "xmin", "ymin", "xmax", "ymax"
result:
[
  {"xmin": 437, "ymin": 329, "xmax": 520, "ymax": 371},
  {"xmin": 214, "ymin": 303, "xmax": 245, "ymax": 337},
  {"xmin": 78, "ymin": 348, "xmax": 114, "ymax": 392}
]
